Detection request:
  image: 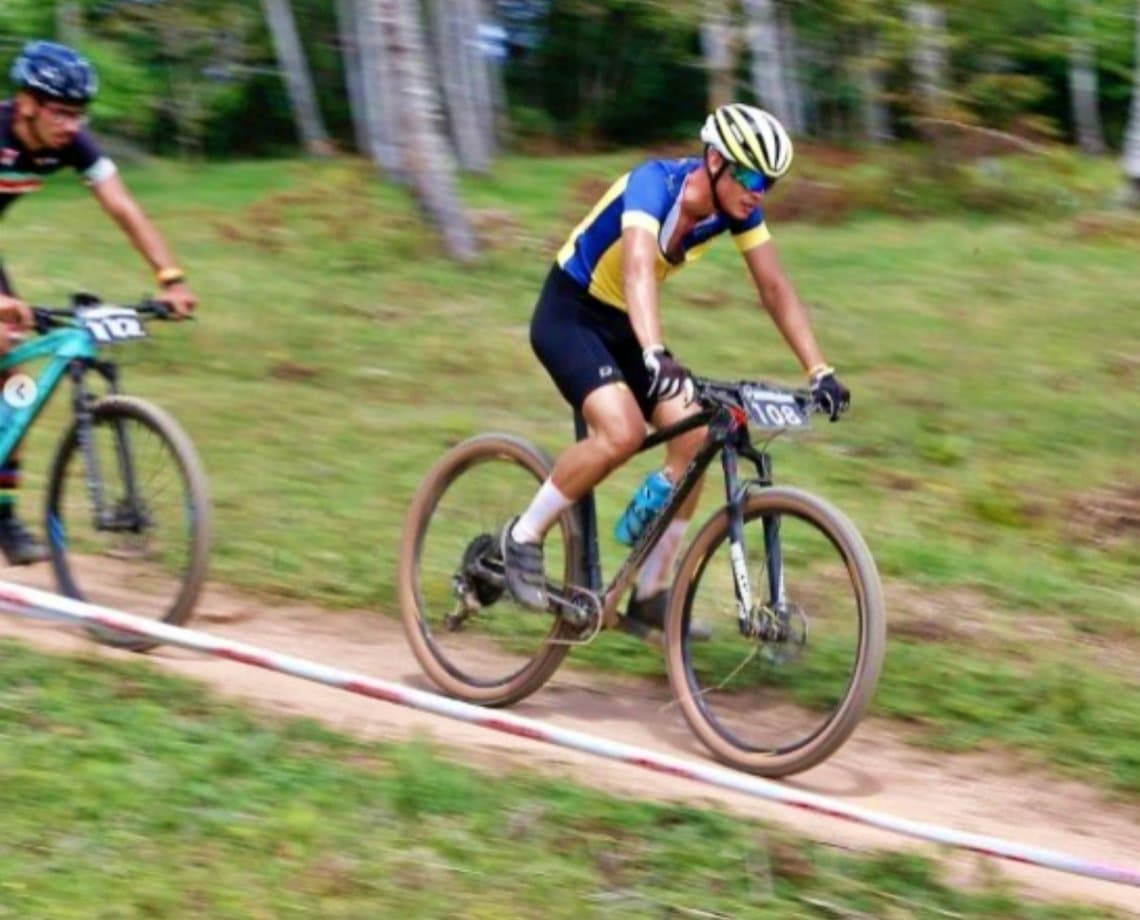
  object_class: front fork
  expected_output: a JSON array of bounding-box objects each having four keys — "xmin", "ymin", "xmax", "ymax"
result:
[
  {"xmin": 721, "ymin": 444, "xmax": 783, "ymax": 636},
  {"xmin": 71, "ymin": 359, "xmax": 135, "ymax": 531}
]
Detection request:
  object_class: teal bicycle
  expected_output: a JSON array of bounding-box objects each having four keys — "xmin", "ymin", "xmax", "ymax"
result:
[{"xmin": 0, "ymin": 293, "xmax": 212, "ymax": 651}]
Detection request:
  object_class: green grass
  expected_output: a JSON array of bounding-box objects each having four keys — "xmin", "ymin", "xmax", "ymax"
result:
[
  {"xmin": 3, "ymin": 149, "xmax": 1137, "ymax": 792},
  {"xmin": 0, "ymin": 642, "xmax": 1125, "ymax": 919}
]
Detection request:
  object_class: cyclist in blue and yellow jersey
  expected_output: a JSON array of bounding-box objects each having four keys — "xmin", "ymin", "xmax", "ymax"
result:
[
  {"xmin": 0, "ymin": 40, "xmax": 198, "ymax": 565},
  {"xmin": 501, "ymin": 103, "xmax": 850, "ymax": 633}
]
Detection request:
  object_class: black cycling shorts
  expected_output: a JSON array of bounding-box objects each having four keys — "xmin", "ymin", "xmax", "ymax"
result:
[
  {"xmin": 0, "ymin": 261, "xmax": 12, "ymax": 296},
  {"xmin": 530, "ymin": 265, "xmax": 655, "ymax": 421}
]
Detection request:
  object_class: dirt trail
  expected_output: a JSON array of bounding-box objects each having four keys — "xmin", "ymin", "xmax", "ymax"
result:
[{"xmin": 1, "ymin": 567, "xmax": 1137, "ymax": 916}]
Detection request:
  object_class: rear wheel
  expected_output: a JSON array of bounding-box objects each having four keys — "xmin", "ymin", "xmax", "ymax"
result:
[
  {"xmin": 398, "ymin": 434, "xmax": 584, "ymax": 706},
  {"xmin": 665, "ymin": 487, "xmax": 885, "ymax": 776}
]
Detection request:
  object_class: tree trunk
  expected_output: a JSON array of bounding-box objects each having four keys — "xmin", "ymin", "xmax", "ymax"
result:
[
  {"xmin": 742, "ymin": 0, "xmax": 793, "ymax": 127},
  {"xmin": 430, "ymin": 0, "xmax": 493, "ymax": 173},
  {"xmin": 56, "ymin": 2, "xmax": 83, "ymax": 44},
  {"xmin": 478, "ymin": 2, "xmax": 510, "ymax": 148},
  {"xmin": 1124, "ymin": 0, "xmax": 1140, "ymax": 205},
  {"xmin": 701, "ymin": 0, "xmax": 736, "ymax": 112},
  {"xmin": 468, "ymin": 0, "xmax": 500, "ymax": 159},
  {"xmin": 336, "ymin": 0, "xmax": 368, "ymax": 155},
  {"xmin": 857, "ymin": 26, "xmax": 892, "ymax": 143},
  {"xmin": 777, "ymin": 1, "xmax": 807, "ymax": 135},
  {"xmin": 356, "ymin": 0, "xmax": 405, "ymax": 177},
  {"xmin": 1069, "ymin": 0, "xmax": 1107, "ymax": 155},
  {"xmin": 259, "ymin": 0, "xmax": 332, "ymax": 156},
  {"xmin": 373, "ymin": 0, "xmax": 478, "ymax": 262},
  {"xmin": 908, "ymin": 2, "xmax": 949, "ymax": 118}
]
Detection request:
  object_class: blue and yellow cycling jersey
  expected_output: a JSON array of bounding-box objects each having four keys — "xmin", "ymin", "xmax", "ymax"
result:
[{"xmin": 556, "ymin": 157, "xmax": 771, "ymax": 310}]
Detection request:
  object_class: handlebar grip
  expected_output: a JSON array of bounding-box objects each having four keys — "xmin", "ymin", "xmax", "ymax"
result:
[{"xmin": 30, "ymin": 307, "xmax": 57, "ymax": 335}]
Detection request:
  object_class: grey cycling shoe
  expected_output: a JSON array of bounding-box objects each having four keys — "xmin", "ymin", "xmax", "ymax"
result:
[
  {"xmin": 499, "ymin": 519, "xmax": 548, "ymax": 610},
  {"xmin": 0, "ymin": 514, "xmax": 49, "ymax": 566},
  {"xmin": 625, "ymin": 590, "xmax": 711, "ymax": 641}
]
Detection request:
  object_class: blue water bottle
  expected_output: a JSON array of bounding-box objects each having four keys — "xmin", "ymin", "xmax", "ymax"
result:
[{"xmin": 614, "ymin": 470, "xmax": 673, "ymax": 546}]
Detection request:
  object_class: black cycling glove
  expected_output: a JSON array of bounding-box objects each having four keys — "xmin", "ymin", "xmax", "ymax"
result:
[
  {"xmin": 643, "ymin": 346, "xmax": 692, "ymax": 403},
  {"xmin": 810, "ymin": 366, "xmax": 851, "ymax": 421}
]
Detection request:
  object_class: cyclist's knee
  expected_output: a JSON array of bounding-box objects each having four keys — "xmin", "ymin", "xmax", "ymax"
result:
[
  {"xmin": 581, "ymin": 384, "xmax": 644, "ymax": 459},
  {"xmin": 595, "ymin": 423, "xmax": 643, "ymax": 463},
  {"xmin": 588, "ymin": 410, "xmax": 644, "ymax": 464}
]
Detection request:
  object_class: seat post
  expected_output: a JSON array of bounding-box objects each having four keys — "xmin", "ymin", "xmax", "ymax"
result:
[{"xmin": 573, "ymin": 409, "xmax": 603, "ymax": 591}]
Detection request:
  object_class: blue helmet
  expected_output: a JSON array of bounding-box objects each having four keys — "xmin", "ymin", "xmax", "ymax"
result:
[{"xmin": 10, "ymin": 40, "xmax": 98, "ymax": 104}]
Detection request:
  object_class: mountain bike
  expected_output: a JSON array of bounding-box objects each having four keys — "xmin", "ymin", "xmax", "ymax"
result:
[
  {"xmin": 398, "ymin": 376, "xmax": 885, "ymax": 776},
  {"xmin": 0, "ymin": 293, "xmax": 212, "ymax": 652}
]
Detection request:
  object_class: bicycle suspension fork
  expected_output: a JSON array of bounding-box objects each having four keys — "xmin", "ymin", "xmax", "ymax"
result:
[
  {"xmin": 720, "ymin": 445, "xmax": 756, "ymax": 627},
  {"xmin": 71, "ymin": 359, "xmax": 136, "ymax": 530},
  {"xmin": 723, "ymin": 443, "xmax": 785, "ymax": 632}
]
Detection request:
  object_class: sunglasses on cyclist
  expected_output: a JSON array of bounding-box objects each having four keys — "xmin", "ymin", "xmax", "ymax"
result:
[
  {"xmin": 36, "ymin": 100, "xmax": 88, "ymax": 126},
  {"xmin": 728, "ymin": 162, "xmax": 775, "ymax": 193}
]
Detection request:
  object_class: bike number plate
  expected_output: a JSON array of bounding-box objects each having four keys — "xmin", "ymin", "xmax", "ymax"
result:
[
  {"xmin": 78, "ymin": 307, "xmax": 148, "ymax": 344},
  {"xmin": 741, "ymin": 385, "xmax": 809, "ymax": 430}
]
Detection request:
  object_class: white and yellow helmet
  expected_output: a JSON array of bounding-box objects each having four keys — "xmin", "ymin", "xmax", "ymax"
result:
[{"xmin": 700, "ymin": 104, "xmax": 793, "ymax": 179}]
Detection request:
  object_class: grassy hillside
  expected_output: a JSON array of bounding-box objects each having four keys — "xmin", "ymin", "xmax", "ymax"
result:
[
  {"xmin": 0, "ymin": 642, "xmax": 1124, "ymax": 918},
  {"xmin": 3, "ymin": 148, "xmax": 1137, "ymax": 792}
]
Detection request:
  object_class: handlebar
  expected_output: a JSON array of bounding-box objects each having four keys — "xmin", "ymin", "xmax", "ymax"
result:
[
  {"xmin": 29, "ymin": 298, "xmax": 178, "ymax": 335},
  {"xmin": 689, "ymin": 375, "xmax": 820, "ymax": 416}
]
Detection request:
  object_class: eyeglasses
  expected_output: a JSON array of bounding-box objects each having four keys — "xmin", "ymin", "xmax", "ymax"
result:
[
  {"xmin": 728, "ymin": 162, "xmax": 774, "ymax": 193},
  {"xmin": 38, "ymin": 102, "xmax": 88, "ymax": 127}
]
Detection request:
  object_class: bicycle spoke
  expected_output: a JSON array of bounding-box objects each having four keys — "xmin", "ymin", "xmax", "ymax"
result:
[
  {"xmin": 49, "ymin": 400, "xmax": 206, "ymax": 629},
  {"xmin": 668, "ymin": 488, "xmax": 884, "ymax": 776},
  {"xmin": 401, "ymin": 435, "xmax": 579, "ymax": 704}
]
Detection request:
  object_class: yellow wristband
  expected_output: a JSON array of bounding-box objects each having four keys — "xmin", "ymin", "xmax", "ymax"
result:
[
  {"xmin": 156, "ymin": 267, "xmax": 186, "ymax": 286},
  {"xmin": 807, "ymin": 363, "xmax": 834, "ymax": 380}
]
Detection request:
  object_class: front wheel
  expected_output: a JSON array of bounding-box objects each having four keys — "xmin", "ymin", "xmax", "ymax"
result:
[
  {"xmin": 398, "ymin": 434, "xmax": 585, "ymax": 707},
  {"xmin": 45, "ymin": 395, "xmax": 212, "ymax": 652},
  {"xmin": 665, "ymin": 486, "xmax": 885, "ymax": 776}
]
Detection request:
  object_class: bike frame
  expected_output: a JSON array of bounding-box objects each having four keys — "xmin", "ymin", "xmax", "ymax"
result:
[
  {"xmin": 0, "ymin": 327, "xmax": 102, "ymax": 462},
  {"xmin": 0, "ymin": 323, "xmax": 130, "ymax": 542},
  {"xmin": 572, "ymin": 403, "xmax": 777, "ymax": 629}
]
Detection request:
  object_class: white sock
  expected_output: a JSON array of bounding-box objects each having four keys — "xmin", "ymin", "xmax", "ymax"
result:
[
  {"xmin": 511, "ymin": 479, "xmax": 574, "ymax": 544},
  {"xmin": 635, "ymin": 519, "xmax": 688, "ymax": 598}
]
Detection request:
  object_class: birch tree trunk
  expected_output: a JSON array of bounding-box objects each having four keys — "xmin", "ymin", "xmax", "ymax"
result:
[
  {"xmin": 430, "ymin": 0, "xmax": 494, "ymax": 173},
  {"xmin": 469, "ymin": 0, "xmax": 500, "ymax": 158},
  {"xmin": 479, "ymin": 5, "xmax": 510, "ymax": 148},
  {"xmin": 1124, "ymin": 0, "xmax": 1140, "ymax": 205},
  {"xmin": 259, "ymin": 0, "xmax": 332, "ymax": 156},
  {"xmin": 56, "ymin": 2, "xmax": 83, "ymax": 44},
  {"xmin": 372, "ymin": 0, "xmax": 478, "ymax": 262},
  {"xmin": 777, "ymin": 1, "xmax": 807, "ymax": 135},
  {"xmin": 908, "ymin": 2, "xmax": 949, "ymax": 118},
  {"xmin": 356, "ymin": 0, "xmax": 404, "ymax": 177},
  {"xmin": 336, "ymin": 0, "xmax": 368, "ymax": 155},
  {"xmin": 743, "ymin": 0, "xmax": 793, "ymax": 127},
  {"xmin": 1068, "ymin": 0, "xmax": 1107, "ymax": 155},
  {"xmin": 857, "ymin": 27, "xmax": 892, "ymax": 143},
  {"xmin": 701, "ymin": 0, "xmax": 736, "ymax": 111}
]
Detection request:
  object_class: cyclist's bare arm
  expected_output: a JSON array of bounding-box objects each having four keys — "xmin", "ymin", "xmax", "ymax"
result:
[
  {"xmin": 744, "ymin": 240, "xmax": 827, "ymax": 374},
  {"xmin": 622, "ymin": 226, "xmax": 665, "ymax": 349},
  {"xmin": 90, "ymin": 174, "xmax": 198, "ymax": 316}
]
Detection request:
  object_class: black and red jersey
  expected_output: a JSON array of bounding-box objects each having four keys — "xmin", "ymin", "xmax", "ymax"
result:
[{"xmin": 0, "ymin": 99, "xmax": 117, "ymax": 217}]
